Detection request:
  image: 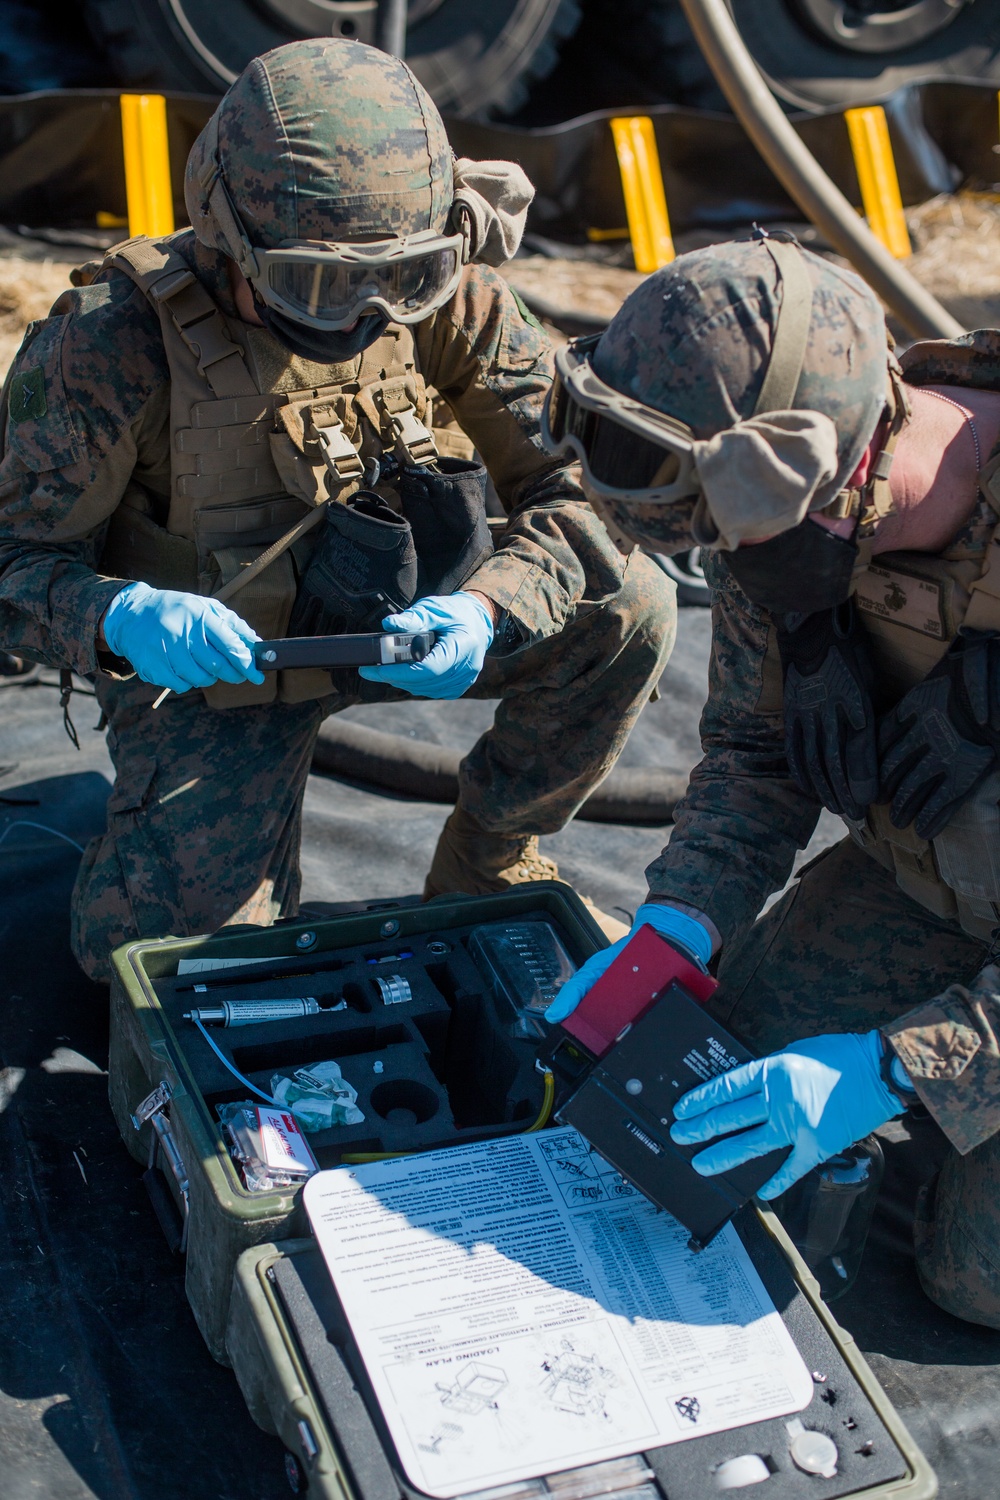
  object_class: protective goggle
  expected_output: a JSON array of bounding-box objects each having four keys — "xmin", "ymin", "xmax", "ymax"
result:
[
  {"xmin": 542, "ymin": 233, "xmax": 819, "ymax": 517},
  {"xmin": 246, "ymin": 229, "xmax": 466, "ymax": 331},
  {"xmin": 542, "ymin": 334, "xmax": 701, "ymax": 505}
]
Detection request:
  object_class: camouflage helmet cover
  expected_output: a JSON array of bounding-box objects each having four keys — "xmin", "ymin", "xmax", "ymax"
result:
[
  {"xmin": 589, "ymin": 239, "xmax": 889, "ymax": 553},
  {"xmin": 186, "ymin": 38, "xmax": 454, "ymax": 253}
]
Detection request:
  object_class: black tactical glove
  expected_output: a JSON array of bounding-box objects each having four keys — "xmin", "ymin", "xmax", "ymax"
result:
[
  {"xmin": 877, "ymin": 628, "xmax": 1000, "ymax": 840},
  {"xmin": 776, "ymin": 600, "xmax": 879, "ymax": 820},
  {"xmin": 289, "ymin": 491, "xmax": 418, "ymax": 637}
]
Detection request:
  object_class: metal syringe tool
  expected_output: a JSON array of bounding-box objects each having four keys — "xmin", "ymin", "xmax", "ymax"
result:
[
  {"xmin": 254, "ymin": 630, "xmax": 437, "ymax": 672},
  {"xmin": 184, "ymin": 998, "xmax": 321, "ymax": 1027}
]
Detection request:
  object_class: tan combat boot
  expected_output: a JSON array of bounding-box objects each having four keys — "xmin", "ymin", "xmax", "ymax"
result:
[{"xmin": 425, "ymin": 808, "xmax": 630, "ymax": 941}]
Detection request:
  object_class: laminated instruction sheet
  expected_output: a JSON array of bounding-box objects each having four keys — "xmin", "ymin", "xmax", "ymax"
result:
[{"xmin": 304, "ymin": 1127, "xmax": 813, "ymax": 1498}]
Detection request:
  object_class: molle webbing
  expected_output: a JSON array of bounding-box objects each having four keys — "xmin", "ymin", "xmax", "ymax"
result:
[
  {"xmin": 97, "ymin": 234, "xmax": 453, "ymax": 709},
  {"xmin": 105, "ymin": 237, "xmax": 257, "ymax": 400},
  {"xmin": 850, "ymin": 470, "xmax": 1000, "ymax": 941}
]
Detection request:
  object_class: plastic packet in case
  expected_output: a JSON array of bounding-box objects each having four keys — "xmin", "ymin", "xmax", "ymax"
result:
[
  {"xmin": 218, "ymin": 1101, "xmax": 319, "ymax": 1193},
  {"xmin": 468, "ymin": 920, "xmax": 577, "ymax": 1038}
]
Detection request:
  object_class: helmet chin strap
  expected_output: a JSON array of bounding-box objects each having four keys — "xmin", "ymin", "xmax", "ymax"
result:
[{"xmin": 819, "ymin": 351, "xmax": 911, "ymax": 589}]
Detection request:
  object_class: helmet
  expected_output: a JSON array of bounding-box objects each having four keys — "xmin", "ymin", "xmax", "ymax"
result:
[
  {"xmin": 185, "ymin": 39, "xmax": 460, "ymax": 336},
  {"xmin": 186, "ymin": 36, "xmax": 453, "ymax": 249},
  {"xmin": 543, "ymin": 233, "xmax": 894, "ymax": 583}
]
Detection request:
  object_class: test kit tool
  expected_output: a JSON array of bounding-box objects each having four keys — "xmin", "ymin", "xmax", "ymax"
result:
[
  {"xmin": 253, "ymin": 630, "xmax": 437, "ymax": 672},
  {"xmin": 150, "ymin": 629, "xmax": 439, "ymax": 712},
  {"xmin": 184, "ymin": 998, "xmax": 322, "ymax": 1027}
]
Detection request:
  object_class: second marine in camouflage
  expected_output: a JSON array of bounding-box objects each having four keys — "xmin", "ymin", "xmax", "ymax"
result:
[
  {"xmin": 0, "ymin": 38, "xmax": 674, "ymax": 981},
  {"xmin": 545, "ymin": 233, "xmax": 1000, "ymax": 1328}
]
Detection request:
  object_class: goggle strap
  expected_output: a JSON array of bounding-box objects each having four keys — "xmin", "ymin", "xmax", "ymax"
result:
[
  {"xmin": 753, "ymin": 238, "xmax": 813, "ymax": 417},
  {"xmin": 198, "ymin": 115, "xmax": 262, "ymax": 279}
]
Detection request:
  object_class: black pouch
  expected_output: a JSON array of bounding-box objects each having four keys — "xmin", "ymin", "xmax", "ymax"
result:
[
  {"xmin": 397, "ymin": 456, "xmax": 493, "ymax": 597},
  {"xmin": 288, "ymin": 492, "xmax": 418, "ymax": 637}
]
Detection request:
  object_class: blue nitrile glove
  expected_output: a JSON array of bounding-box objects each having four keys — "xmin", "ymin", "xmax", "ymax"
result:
[
  {"xmin": 357, "ymin": 592, "xmax": 494, "ymax": 700},
  {"xmin": 544, "ymin": 903, "xmax": 714, "ymax": 1024},
  {"xmin": 102, "ymin": 581, "xmax": 265, "ymax": 694},
  {"xmin": 669, "ymin": 1030, "xmax": 906, "ymax": 1200}
]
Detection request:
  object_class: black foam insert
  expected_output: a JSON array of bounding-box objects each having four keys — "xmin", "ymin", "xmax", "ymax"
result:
[
  {"xmin": 270, "ymin": 1205, "xmax": 909, "ymax": 1500},
  {"xmin": 150, "ymin": 920, "xmax": 553, "ymax": 1167}
]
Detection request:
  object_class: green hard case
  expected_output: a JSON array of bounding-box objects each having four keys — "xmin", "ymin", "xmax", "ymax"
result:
[
  {"xmin": 226, "ymin": 1216, "xmax": 937, "ymax": 1500},
  {"xmin": 108, "ymin": 884, "xmax": 606, "ymax": 1361}
]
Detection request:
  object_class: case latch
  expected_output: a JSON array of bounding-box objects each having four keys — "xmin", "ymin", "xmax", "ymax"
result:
[{"xmin": 132, "ymin": 1081, "xmax": 190, "ymax": 1252}]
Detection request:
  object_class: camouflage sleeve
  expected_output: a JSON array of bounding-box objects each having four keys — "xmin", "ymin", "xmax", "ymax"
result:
[
  {"xmin": 0, "ymin": 273, "xmax": 170, "ymax": 676},
  {"xmin": 883, "ymin": 963, "xmax": 1000, "ymax": 1154},
  {"xmin": 643, "ymin": 553, "xmax": 822, "ymax": 947},
  {"xmin": 415, "ymin": 265, "xmax": 626, "ymax": 642}
]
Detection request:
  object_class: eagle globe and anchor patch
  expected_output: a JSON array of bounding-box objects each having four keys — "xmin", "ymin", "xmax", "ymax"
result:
[
  {"xmin": 9, "ymin": 366, "xmax": 47, "ymax": 423},
  {"xmin": 855, "ymin": 563, "xmax": 945, "ymax": 638}
]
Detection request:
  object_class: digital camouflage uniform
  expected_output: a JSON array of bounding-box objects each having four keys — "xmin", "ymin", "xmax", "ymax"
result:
[
  {"xmin": 0, "ymin": 43, "xmax": 674, "ymax": 984},
  {"xmin": 646, "ymin": 330, "xmax": 1000, "ymax": 1327}
]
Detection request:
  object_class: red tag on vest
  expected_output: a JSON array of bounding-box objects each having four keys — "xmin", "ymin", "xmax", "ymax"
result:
[{"xmin": 561, "ymin": 924, "xmax": 717, "ymax": 1058}]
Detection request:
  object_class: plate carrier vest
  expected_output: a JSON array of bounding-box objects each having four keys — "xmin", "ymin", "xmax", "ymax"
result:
[
  {"xmin": 97, "ymin": 232, "xmax": 473, "ymax": 709},
  {"xmin": 848, "ymin": 398, "xmax": 1000, "ymax": 941}
]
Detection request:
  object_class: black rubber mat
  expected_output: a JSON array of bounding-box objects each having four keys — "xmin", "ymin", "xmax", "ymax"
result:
[{"xmin": 1, "ymin": 611, "xmax": 997, "ymax": 1499}]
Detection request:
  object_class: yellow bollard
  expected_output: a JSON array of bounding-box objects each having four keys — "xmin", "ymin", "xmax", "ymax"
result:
[
  {"xmin": 844, "ymin": 105, "xmax": 911, "ymax": 260},
  {"xmin": 120, "ymin": 94, "xmax": 175, "ymax": 239},
  {"xmin": 609, "ymin": 116, "xmax": 674, "ymax": 273}
]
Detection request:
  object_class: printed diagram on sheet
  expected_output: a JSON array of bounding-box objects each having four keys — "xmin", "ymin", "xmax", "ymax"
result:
[
  {"xmin": 305, "ymin": 1128, "xmax": 813, "ymax": 1498},
  {"xmin": 539, "ymin": 1131, "xmax": 639, "ymax": 1209}
]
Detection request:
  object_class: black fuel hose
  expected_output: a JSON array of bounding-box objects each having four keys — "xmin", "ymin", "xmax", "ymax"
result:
[
  {"xmin": 677, "ymin": 0, "xmax": 965, "ymax": 341},
  {"xmin": 311, "ymin": 718, "xmax": 687, "ymax": 825}
]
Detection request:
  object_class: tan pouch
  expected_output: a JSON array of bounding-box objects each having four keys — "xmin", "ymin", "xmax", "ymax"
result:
[{"xmin": 199, "ymin": 542, "xmax": 296, "ymax": 709}]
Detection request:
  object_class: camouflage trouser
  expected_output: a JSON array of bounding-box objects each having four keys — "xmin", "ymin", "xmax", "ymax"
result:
[
  {"xmin": 712, "ymin": 835, "xmax": 1000, "ymax": 1329},
  {"xmin": 71, "ymin": 552, "xmax": 674, "ymax": 984}
]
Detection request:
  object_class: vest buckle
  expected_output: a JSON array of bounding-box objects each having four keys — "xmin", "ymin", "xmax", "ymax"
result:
[
  {"xmin": 386, "ymin": 402, "xmax": 437, "ymax": 468},
  {"xmin": 315, "ymin": 417, "xmax": 365, "ymax": 484}
]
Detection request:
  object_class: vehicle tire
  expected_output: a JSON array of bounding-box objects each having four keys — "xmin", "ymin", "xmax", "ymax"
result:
[
  {"xmin": 563, "ymin": 0, "xmax": 1000, "ymax": 116},
  {"xmin": 730, "ymin": 0, "xmax": 1000, "ymax": 112},
  {"xmin": 539, "ymin": 0, "xmax": 727, "ymax": 114},
  {"xmin": 81, "ymin": 0, "xmax": 581, "ymax": 117}
]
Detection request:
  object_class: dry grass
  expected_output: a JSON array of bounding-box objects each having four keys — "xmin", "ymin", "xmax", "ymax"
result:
[
  {"xmin": 503, "ymin": 191, "xmax": 1000, "ymax": 344},
  {"xmin": 904, "ymin": 192, "xmax": 1000, "ymax": 331},
  {"xmin": 0, "ymin": 192, "xmax": 995, "ymax": 387},
  {"xmin": 503, "ymin": 255, "xmax": 645, "ymax": 327},
  {"xmin": 0, "ymin": 248, "xmax": 76, "ymax": 382}
]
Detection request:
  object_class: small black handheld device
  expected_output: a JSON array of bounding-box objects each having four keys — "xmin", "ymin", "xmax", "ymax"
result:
[
  {"xmin": 539, "ymin": 925, "xmax": 788, "ymax": 1248},
  {"xmin": 253, "ymin": 631, "xmax": 437, "ymax": 672}
]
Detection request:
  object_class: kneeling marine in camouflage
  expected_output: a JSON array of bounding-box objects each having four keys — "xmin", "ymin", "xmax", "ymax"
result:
[
  {"xmin": 542, "ymin": 230, "xmax": 1000, "ymax": 1328},
  {"xmin": 0, "ymin": 38, "xmax": 675, "ymax": 981}
]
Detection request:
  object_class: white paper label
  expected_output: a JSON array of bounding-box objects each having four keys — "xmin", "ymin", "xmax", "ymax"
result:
[
  {"xmin": 305, "ymin": 1128, "xmax": 813, "ymax": 1498},
  {"xmin": 255, "ymin": 1106, "xmax": 317, "ymax": 1175}
]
